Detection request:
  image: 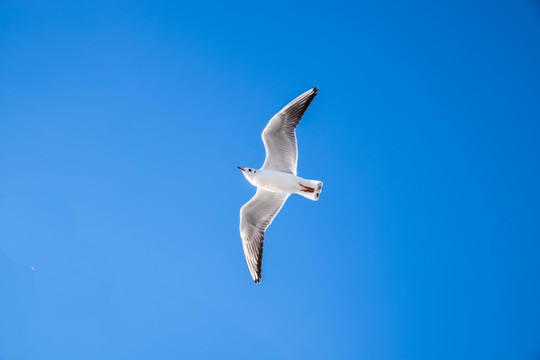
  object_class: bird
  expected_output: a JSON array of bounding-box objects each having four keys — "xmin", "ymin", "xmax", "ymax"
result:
[{"xmin": 238, "ymin": 87, "xmax": 323, "ymax": 284}]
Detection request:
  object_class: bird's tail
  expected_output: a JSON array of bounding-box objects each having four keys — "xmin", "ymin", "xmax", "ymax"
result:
[{"xmin": 298, "ymin": 180, "xmax": 323, "ymax": 201}]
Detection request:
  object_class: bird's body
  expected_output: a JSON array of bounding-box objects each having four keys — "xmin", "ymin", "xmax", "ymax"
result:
[
  {"xmin": 244, "ymin": 168, "xmax": 322, "ymax": 200},
  {"xmin": 238, "ymin": 87, "xmax": 322, "ymax": 284}
]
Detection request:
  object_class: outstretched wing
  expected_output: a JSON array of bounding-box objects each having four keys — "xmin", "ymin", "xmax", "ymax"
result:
[
  {"xmin": 240, "ymin": 188, "xmax": 289, "ymax": 284},
  {"xmin": 261, "ymin": 87, "xmax": 318, "ymax": 175}
]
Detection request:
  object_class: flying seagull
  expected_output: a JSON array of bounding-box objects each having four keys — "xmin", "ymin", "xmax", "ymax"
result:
[{"xmin": 238, "ymin": 87, "xmax": 323, "ymax": 284}]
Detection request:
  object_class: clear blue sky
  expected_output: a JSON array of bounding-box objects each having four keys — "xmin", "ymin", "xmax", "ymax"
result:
[{"xmin": 1, "ymin": 1, "xmax": 540, "ymax": 359}]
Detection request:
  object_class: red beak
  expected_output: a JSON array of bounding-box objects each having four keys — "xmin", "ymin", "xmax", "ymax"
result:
[{"xmin": 237, "ymin": 166, "xmax": 245, "ymax": 172}]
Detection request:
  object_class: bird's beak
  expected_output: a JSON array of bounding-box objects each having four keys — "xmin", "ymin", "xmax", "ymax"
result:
[{"xmin": 237, "ymin": 166, "xmax": 245, "ymax": 172}]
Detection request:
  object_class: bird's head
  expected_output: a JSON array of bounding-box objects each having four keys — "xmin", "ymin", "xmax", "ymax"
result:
[{"xmin": 238, "ymin": 166, "xmax": 258, "ymax": 181}]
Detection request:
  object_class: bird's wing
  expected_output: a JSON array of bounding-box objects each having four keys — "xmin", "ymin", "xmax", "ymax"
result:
[
  {"xmin": 261, "ymin": 87, "xmax": 318, "ymax": 175},
  {"xmin": 240, "ymin": 188, "xmax": 290, "ymax": 284}
]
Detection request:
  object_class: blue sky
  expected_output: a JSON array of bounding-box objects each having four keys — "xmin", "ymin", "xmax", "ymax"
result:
[{"xmin": 1, "ymin": 1, "xmax": 540, "ymax": 359}]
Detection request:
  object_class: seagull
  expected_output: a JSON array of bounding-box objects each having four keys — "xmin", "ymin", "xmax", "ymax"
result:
[{"xmin": 238, "ymin": 87, "xmax": 323, "ymax": 284}]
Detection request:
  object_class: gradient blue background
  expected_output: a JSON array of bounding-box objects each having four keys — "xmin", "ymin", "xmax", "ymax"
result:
[{"xmin": 1, "ymin": 1, "xmax": 540, "ymax": 359}]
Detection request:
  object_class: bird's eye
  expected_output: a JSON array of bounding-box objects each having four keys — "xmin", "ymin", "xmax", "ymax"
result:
[{"xmin": 249, "ymin": 169, "xmax": 251, "ymax": 172}]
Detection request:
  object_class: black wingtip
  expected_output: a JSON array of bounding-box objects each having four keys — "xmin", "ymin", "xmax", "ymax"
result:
[
  {"xmin": 254, "ymin": 279, "xmax": 260, "ymax": 284},
  {"xmin": 313, "ymin": 86, "xmax": 318, "ymax": 92}
]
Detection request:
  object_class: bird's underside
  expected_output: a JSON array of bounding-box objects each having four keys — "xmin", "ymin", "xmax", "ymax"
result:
[{"xmin": 239, "ymin": 87, "xmax": 320, "ymax": 284}]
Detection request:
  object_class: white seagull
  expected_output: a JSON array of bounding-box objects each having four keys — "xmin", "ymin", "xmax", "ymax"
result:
[{"xmin": 238, "ymin": 87, "xmax": 323, "ymax": 284}]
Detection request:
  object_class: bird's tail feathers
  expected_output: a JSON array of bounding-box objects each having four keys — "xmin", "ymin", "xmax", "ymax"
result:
[{"xmin": 298, "ymin": 180, "xmax": 323, "ymax": 201}]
